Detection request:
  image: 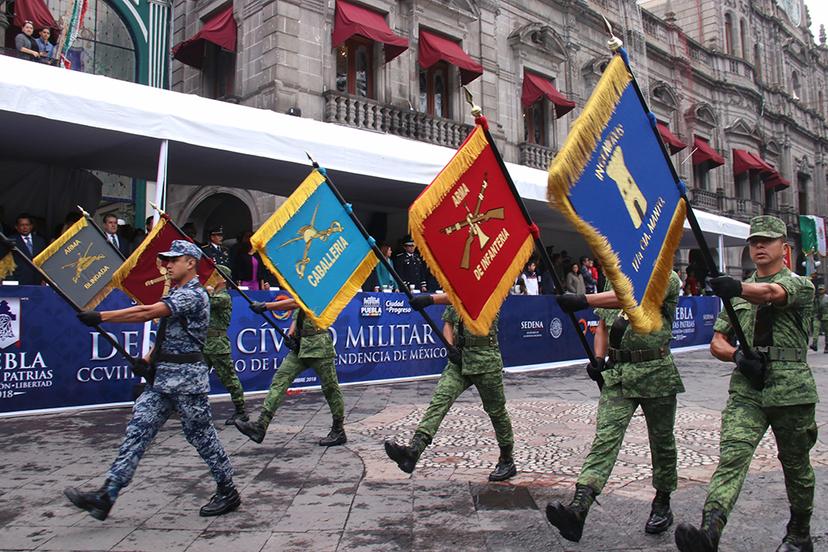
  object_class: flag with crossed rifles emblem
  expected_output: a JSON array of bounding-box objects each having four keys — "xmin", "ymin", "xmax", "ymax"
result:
[
  {"xmin": 409, "ymin": 125, "xmax": 535, "ymax": 336},
  {"xmin": 251, "ymin": 169, "xmax": 377, "ymax": 329},
  {"xmin": 547, "ymin": 54, "xmax": 686, "ymax": 333},
  {"xmin": 32, "ymin": 216, "xmax": 123, "ymax": 309},
  {"xmin": 111, "ymin": 216, "xmax": 222, "ymax": 305}
]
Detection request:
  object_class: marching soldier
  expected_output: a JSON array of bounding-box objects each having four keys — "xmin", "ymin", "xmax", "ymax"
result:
[
  {"xmin": 66, "ymin": 240, "xmax": 240, "ymax": 520},
  {"xmin": 384, "ymin": 293, "xmax": 517, "ymax": 481},
  {"xmin": 205, "ymin": 265, "xmax": 248, "ymax": 425},
  {"xmin": 201, "ymin": 226, "xmax": 230, "ymax": 265},
  {"xmin": 234, "ymin": 298, "xmax": 347, "ymax": 447},
  {"xmin": 393, "ymin": 236, "xmax": 427, "ymax": 292},
  {"xmin": 546, "ymin": 271, "xmax": 683, "ymax": 542},
  {"xmin": 675, "ymin": 216, "xmax": 817, "ymax": 552},
  {"xmin": 810, "ymin": 284, "xmax": 826, "ymax": 353}
]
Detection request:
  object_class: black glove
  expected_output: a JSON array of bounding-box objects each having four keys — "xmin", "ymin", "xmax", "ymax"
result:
[
  {"xmin": 130, "ymin": 358, "xmax": 156, "ymax": 385},
  {"xmin": 557, "ymin": 294, "xmax": 589, "ymax": 313},
  {"xmin": 710, "ymin": 275, "xmax": 743, "ymax": 301},
  {"xmin": 733, "ymin": 348, "xmax": 766, "ymax": 391},
  {"xmin": 447, "ymin": 346, "xmax": 462, "ymax": 367},
  {"xmin": 250, "ymin": 301, "xmax": 268, "ymax": 314},
  {"xmin": 284, "ymin": 335, "xmax": 300, "ymax": 353},
  {"xmin": 77, "ymin": 310, "xmax": 102, "ymax": 327},
  {"xmin": 409, "ymin": 294, "xmax": 434, "ymax": 311},
  {"xmin": 586, "ymin": 358, "xmax": 606, "ymax": 382}
]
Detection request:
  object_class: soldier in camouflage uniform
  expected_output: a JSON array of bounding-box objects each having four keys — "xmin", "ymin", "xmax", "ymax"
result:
[
  {"xmin": 67, "ymin": 241, "xmax": 240, "ymax": 520},
  {"xmin": 204, "ymin": 265, "xmax": 247, "ymax": 425},
  {"xmin": 384, "ymin": 293, "xmax": 517, "ymax": 481},
  {"xmin": 676, "ymin": 216, "xmax": 818, "ymax": 552},
  {"xmin": 810, "ymin": 284, "xmax": 826, "ymax": 353},
  {"xmin": 546, "ymin": 271, "xmax": 683, "ymax": 542},
  {"xmin": 234, "ymin": 298, "xmax": 346, "ymax": 446}
]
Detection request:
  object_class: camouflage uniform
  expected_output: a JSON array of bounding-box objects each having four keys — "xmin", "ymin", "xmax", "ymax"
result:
[
  {"xmin": 107, "ymin": 277, "xmax": 234, "ymax": 489},
  {"xmin": 259, "ymin": 310, "xmax": 343, "ymax": 427},
  {"xmin": 578, "ymin": 271, "xmax": 684, "ymax": 494},
  {"xmin": 415, "ymin": 306, "xmax": 513, "ymax": 447},
  {"xmin": 204, "ymin": 287, "xmax": 245, "ymax": 411},
  {"xmin": 812, "ymin": 289, "xmax": 827, "ymax": 352},
  {"xmin": 704, "ymin": 266, "xmax": 817, "ymax": 520}
]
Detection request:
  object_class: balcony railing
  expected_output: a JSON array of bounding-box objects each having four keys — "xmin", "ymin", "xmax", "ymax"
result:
[
  {"xmin": 726, "ymin": 197, "xmax": 764, "ymax": 222},
  {"xmin": 518, "ymin": 142, "xmax": 556, "ymax": 171},
  {"xmin": 687, "ymin": 188, "xmax": 723, "ymax": 213},
  {"xmin": 323, "ymin": 91, "xmax": 473, "ymax": 149},
  {"xmin": 765, "ymin": 206, "xmax": 799, "ymax": 233}
]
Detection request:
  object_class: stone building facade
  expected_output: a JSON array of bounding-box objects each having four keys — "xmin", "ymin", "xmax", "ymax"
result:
[{"xmin": 168, "ymin": 0, "xmax": 828, "ymax": 278}]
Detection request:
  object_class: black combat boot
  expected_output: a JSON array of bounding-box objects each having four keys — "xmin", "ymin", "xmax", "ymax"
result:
[
  {"xmin": 545, "ymin": 483, "xmax": 597, "ymax": 542},
  {"xmin": 64, "ymin": 480, "xmax": 115, "ymax": 521},
  {"xmin": 234, "ymin": 417, "xmax": 266, "ymax": 444},
  {"xmin": 384, "ymin": 432, "xmax": 429, "ymax": 473},
  {"xmin": 776, "ymin": 509, "xmax": 813, "ymax": 552},
  {"xmin": 199, "ymin": 481, "xmax": 241, "ymax": 517},
  {"xmin": 644, "ymin": 490, "xmax": 674, "ymax": 534},
  {"xmin": 225, "ymin": 404, "xmax": 249, "ymax": 426},
  {"xmin": 675, "ymin": 509, "xmax": 727, "ymax": 552},
  {"xmin": 319, "ymin": 417, "xmax": 347, "ymax": 446},
  {"xmin": 488, "ymin": 444, "xmax": 517, "ymax": 481},
  {"xmin": 810, "ymin": 342, "xmax": 818, "ymax": 352}
]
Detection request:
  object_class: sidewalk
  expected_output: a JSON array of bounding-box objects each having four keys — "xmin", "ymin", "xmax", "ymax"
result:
[{"xmin": 0, "ymin": 348, "xmax": 826, "ymax": 551}]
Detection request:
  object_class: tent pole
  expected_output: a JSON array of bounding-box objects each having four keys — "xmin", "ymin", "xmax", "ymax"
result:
[
  {"xmin": 718, "ymin": 234, "xmax": 726, "ymax": 275},
  {"xmin": 153, "ymin": 140, "xmax": 169, "ymax": 225}
]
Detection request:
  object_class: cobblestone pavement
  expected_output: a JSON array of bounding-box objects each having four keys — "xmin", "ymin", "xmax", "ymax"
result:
[{"xmin": 0, "ymin": 348, "xmax": 826, "ymax": 551}]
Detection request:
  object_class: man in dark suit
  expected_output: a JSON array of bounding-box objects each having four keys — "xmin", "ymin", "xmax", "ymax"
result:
[
  {"xmin": 201, "ymin": 226, "xmax": 230, "ymax": 266},
  {"xmin": 102, "ymin": 214, "xmax": 131, "ymax": 258},
  {"xmin": 9, "ymin": 214, "xmax": 46, "ymax": 285}
]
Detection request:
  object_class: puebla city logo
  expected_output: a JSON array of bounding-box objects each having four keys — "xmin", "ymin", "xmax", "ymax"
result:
[{"xmin": 0, "ymin": 299, "xmax": 20, "ymax": 350}]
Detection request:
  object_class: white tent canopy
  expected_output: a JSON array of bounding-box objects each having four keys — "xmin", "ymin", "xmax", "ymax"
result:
[{"xmin": 0, "ymin": 55, "xmax": 746, "ymax": 253}]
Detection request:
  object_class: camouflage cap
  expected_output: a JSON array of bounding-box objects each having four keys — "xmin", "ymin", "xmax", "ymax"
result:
[
  {"xmin": 215, "ymin": 264, "xmax": 231, "ymax": 278},
  {"xmin": 747, "ymin": 215, "xmax": 787, "ymax": 240},
  {"xmin": 158, "ymin": 239, "xmax": 203, "ymax": 260}
]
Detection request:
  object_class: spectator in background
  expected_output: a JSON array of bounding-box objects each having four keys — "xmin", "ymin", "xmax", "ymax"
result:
[
  {"xmin": 550, "ymin": 253, "xmax": 562, "ymax": 281},
  {"xmin": 394, "ymin": 236, "xmax": 427, "ymax": 292},
  {"xmin": 102, "ymin": 214, "xmax": 131, "ymax": 257},
  {"xmin": 580, "ymin": 256, "xmax": 597, "ymax": 294},
  {"xmin": 594, "ymin": 260, "xmax": 606, "ymax": 293},
  {"xmin": 684, "ymin": 270, "xmax": 700, "ymax": 296},
  {"xmin": 182, "ymin": 222, "xmax": 201, "ymax": 246},
  {"xmin": 565, "ymin": 262, "xmax": 585, "ymax": 295},
  {"xmin": 35, "ymin": 27, "xmax": 54, "ymax": 64},
  {"xmin": 231, "ymin": 231, "xmax": 269, "ymax": 290},
  {"xmin": 8, "ymin": 213, "xmax": 46, "ymax": 285},
  {"xmin": 518, "ymin": 259, "xmax": 542, "ymax": 295},
  {"xmin": 15, "ymin": 21, "xmax": 40, "ymax": 61}
]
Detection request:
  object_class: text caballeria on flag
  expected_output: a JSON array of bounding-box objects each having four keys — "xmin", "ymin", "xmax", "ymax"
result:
[
  {"xmin": 251, "ymin": 169, "xmax": 377, "ymax": 329},
  {"xmin": 547, "ymin": 54, "xmax": 686, "ymax": 333},
  {"xmin": 409, "ymin": 124, "xmax": 535, "ymax": 336}
]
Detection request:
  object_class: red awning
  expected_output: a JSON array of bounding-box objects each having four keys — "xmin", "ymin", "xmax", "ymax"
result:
[
  {"xmin": 521, "ymin": 71, "xmax": 575, "ymax": 118},
  {"xmin": 692, "ymin": 136, "xmax": 725, "ymax": 167},
  {"xmin": 764, "ymin": 171, "xmax": 791, "ymax": 191},
  {"xmin": 656, "ymin": 122, "xmax": 687, "ymax": 155},
  {"xmin": 332, "ymin": 0, "xmax": 408, "ymax": 63},
  {"xmin": 732, "ymin": 149, "xmax": 765, "ymax": 176},
  {"xmin": 752, "ymin": 153, "xmax": 775, "ymax": 175},
  {"xmin": 418, "ymin": 29, "xmax": 483, "ymax": 85},
  {"xmin": 172, "ymin": 5, "xmax": 237, "ymax": 69},
  {"xmin": 13, "ymin": 0, "xmax": 57, "ymax": 30}
]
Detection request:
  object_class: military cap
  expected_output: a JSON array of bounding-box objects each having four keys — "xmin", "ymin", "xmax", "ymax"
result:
[
  {"xmin": 158, "ymin": 239, "xmax": 203, "ymax": 260},
  {"xmin": 402, "ymin": 235, "xmax": 415, "ymax": 246},
  {"xmin": 747, "ymin": 215, "xmax": 787, "ymax": 240},
  {"xmin": 819, "ymin": 284, "xmax": 826, "ymax": 292},
  {"xmin": 208, "ymin": 226, "xmax": 224, "ymax": 235}
]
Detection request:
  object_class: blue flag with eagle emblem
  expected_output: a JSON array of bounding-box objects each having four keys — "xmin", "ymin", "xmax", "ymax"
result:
[
  {"xmin": 547, "ymin": 53, "xmax": 686, "ymax": 333},
  {"xmin": 251, "ymin": 169, "xmax": 378, "ymax": 329}
]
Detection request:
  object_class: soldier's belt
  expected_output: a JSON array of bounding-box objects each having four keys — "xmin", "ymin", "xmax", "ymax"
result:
[
  {"xmin": 608, "ymin": 346, "xmax": 669, "ymax": 363},
  {"xmin": 753, "ymin": 346, "xmax": 807, "ymax": 362},
  {"xmin": 461, "ymin": 335, "xmax": 499, "ymax": 348},
  {"xmin": 300, "ymin": 328, "xmax": 329, "ymax": 337},
  {"xmin": 156, "ymin": 352, "xmax": 205, "ymax": 364},
  {"xmin": 207, "ymin": 329, "xmax": 226, "ymax": 337}
]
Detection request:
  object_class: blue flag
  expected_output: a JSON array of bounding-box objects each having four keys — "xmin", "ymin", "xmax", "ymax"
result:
[
  {"xmin": 251, "ymin": 169, "xmax": 378, "ymax": 328},
  {"xmin": 547, "ymin": 54, "xmax": 686, "ymax": 333}
]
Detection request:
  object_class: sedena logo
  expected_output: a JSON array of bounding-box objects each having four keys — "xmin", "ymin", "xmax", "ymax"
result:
[{"xmin": 549, "ymin": 318, "xmax": 563, "ymax": 339}]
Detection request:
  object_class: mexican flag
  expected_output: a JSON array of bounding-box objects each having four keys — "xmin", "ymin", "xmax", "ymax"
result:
[{"xmin": 799, "ymin": 215, "xmax": 827, "ymax": 257}]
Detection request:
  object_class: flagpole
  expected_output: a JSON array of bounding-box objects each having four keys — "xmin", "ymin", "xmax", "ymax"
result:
[
  {"xmin": 304, "ymin": 156, "xmax": 455, "ymax": 353},
  {"xmin": 459, "ymin": 90, "xmax": 602, "ymax": 387},
  {"xmin": 600, "ymin": 17, "xmax": 752, "ymax": 354},
  {"xmin": 148, "ymin": 203, "xmax": 297, "ymax": 350},
  {"xmin": 0, "ymin": 232, "xmax": 139, "ymax": 366},
  {"xmin": 77, "ymin": 205, "xmax": 128, "ymax": 262}
]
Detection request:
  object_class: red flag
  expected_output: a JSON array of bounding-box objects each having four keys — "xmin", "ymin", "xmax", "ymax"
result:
[
  {"xmin": 409, "ymin": 125, "xmax": 535, "ymax": 335},
  {"xmin": 110, "ymin": 217, "xmax": 221, "ymax": 305}
]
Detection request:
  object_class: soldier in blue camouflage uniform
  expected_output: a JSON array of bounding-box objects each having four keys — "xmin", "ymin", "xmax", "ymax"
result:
[
  {"xmin": 383, "ymin": 293, "xmax": 517, "ymax": 482},
  {"xmin": 676, "ymin": 216, "xmax": 818, "ymax": 552},
  {"xmin": 234, "ymin": 297, "xmax": 347, "ymax": 447},
  {"xmin": 546, "ymin": 271, "xmax": 683, "ymax": 542},
  {"xmin": 67, "ymin": 240, "xmax": 240, "ymax": 520}
]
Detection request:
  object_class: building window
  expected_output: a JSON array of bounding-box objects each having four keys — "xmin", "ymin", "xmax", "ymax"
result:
[
  {"xmin": 523, "ymin": 100, "xmax": 547, "ymax": 146},
  {"xmin": 739, "ymin": 19, "xmax": 748, "ymax": 59},
  {"xmin": 336, "ymin": 37, "xmax": 374, "ymax": 98},
  {"xmin": 819, "ymin": 90, "xmax": 825, "ymax": 117},
  {"xmin": 68, "ymin": 0, "xmax": 137, "ymax": 82},
  {"xmin": 791, "ymin": 70, "xmax": 801, "ymax": 100},
  {"xmin": 419, "ymin": 62, "xmax": 450, "ymax": 118},
  {"xmin": 203, "ymin": 43, "xmax": 235, "ymax": 99},
  {"xmin": 750, "ymin": 173, "xmax": 763, "ymax": 204},
  {"xmin": 736, "ymin": 172, "xmax": 749, "ymax": 200},
  {"xmin": 694, "ymin": 164, "xmax": 710, "ymax": 191},
  {"xmin": 798, "ymin": 174, "xmax": 809, "ymax": 213},
  {"xmin": 724, "ymin": 13, "xmax": 734, "ymax": 55},
  {"xmin": 753, "ymin": 44, "xmax": 762, "ymax": 81}
]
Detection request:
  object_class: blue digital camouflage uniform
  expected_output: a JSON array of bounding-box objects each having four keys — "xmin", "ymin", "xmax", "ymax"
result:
[
  {"xmin": 578, "ymin": 271, "xmax": 684, "ymax": 494},
  {"xmin": 704, "ymin": 267, "xmax": 817, "ymax": 520},
  {"xmin": 107, "ymin": 277, "xmax": 234, "ymax": 489},
  {"xmin": 415, "ymin": 306, "xmax": 513, "ymax": 447},
  {"xmin": 259, "ymin": 310, "xmax": 343, "ymax": 427}
]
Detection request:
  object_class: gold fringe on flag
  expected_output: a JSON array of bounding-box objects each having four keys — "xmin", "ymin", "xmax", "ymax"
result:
[
  {"xmin": 110, "ymin": 217, "xmax": 168, "ymax": 304},
  {"xmin": 0, "ymin": 253, "xmax": 15, "ymax": 281}
]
